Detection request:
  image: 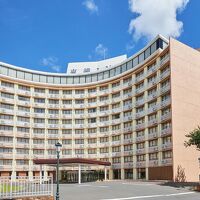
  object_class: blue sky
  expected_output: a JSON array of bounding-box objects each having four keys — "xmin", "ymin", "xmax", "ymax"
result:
[{"xmin": 0, "ymin": 0, "xmax": 200, "ymax": 73}]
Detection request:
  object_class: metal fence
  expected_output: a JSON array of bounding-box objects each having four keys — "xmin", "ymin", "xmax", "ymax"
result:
[{"xmin": 0, "ymin": 176, "xmax": 53, "ymax": 199}]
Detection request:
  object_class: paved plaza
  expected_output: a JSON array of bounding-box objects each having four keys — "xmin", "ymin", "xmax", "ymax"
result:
[{"xmin": 54, "ymin": 181, "xmax": 200, "ymax": 200}]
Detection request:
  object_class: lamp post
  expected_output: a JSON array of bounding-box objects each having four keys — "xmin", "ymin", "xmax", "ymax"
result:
[{"xmin": 55, "ymin": 142, "xmax": 62, "ymax": 200}]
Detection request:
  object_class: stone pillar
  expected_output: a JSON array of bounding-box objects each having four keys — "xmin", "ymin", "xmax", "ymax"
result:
[
  {"xmin": 121, "ymin": 168, "xmax": 125, "ymax": 180},
  {"xmin": 133, "ymin": 168, "xmax": 137, "ymax": 180},
  {"xmin": 40, "ymin": 165, "xmax": 42, "ymax": 184},
  {"xmin": 78, "ymin": 165, "xmax": 81, "ymax": 184},
  {"xmin": 104, "ymin": 167, "xmax": 107, "ymax": 181},
  {"xmin": 109, "ymin": 169, "xmax": 113, "ymax": 180}
]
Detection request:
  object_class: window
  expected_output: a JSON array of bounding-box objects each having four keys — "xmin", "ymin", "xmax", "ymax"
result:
[
  {"xmin": 162, "ymin": 151, "xmax": 172, "ymax": 159},
  {"xmin": 34, "ymin": 98, "xmax": 45, "ymax": 103},
  {"xmin": 149, "ymin": 153, "xmax": 158, "ymax": 160}
]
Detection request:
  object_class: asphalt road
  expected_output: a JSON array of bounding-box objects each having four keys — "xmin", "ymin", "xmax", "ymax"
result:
[{"xmin": 53, "ymin": 181, "xmax": 200, "ymax": 200}]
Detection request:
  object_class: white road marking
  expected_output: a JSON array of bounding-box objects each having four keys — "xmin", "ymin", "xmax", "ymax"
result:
[
  {"xmin": 122, "ymin": 183, "xmax": 154, "ymax": 186},
  {"xmin": 76, "ymin": 184, "xmax": 109, "ymax": 188},
  {"xmin": 100, "ymin": 192, "xmax": 195, "ymax": 200}
]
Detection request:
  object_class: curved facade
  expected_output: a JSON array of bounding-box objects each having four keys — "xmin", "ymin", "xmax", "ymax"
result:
[{"xmin": 0, "ymin": 35, "xmax": 199, "ymax": 181}]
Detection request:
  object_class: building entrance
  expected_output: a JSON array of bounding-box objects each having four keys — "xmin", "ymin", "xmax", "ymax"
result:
[{"xmin": 61, "ymin": 170, "xmax": 105, "ymax": 183}]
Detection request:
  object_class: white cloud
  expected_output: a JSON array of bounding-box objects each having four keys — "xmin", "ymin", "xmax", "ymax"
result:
[
  {"xmin": 126, "ymin": 41, "xmax": 135, "ymax": 52},
  {"xmin": 41, "ymin": 56, "xmax": 62, "ymax": 72},
  {"xmin": 95, "ymin": 44, "xmax": 108, "ymax": 59},
  {"xmin": 83, "ymin": 0, "xmax": 98, "ymax": 14},
  {"xmin": 128, "ymin": 0, "xmax": 189, "ymax": 41}
]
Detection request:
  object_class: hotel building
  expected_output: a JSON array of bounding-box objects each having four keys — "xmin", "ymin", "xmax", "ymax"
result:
[{"xmin": 0, "ymin": 35, "xmax": 200, "ymax": 182}]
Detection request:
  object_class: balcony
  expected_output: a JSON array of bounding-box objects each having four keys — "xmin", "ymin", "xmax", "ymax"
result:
[
  {"xmin": 87, "ymin": 143, "xmax": 97, "ymax": 148},
  {"xmin": 161, "ymin": 127, "xmax": 172, "ymax": 136},
  {"xmin": 161, "ymin": 112, "xmax": 171, "ymax": 121},
  {"xmin": 16, "ymin": 132, "xmax": 30, "ymax": 138},
  {"xmin": 33, "ymin": 154, "xmax": 45, "ymax": 159},
  {"xmin": 16, "ymin": 143, "xmax": 30, "ymax": 149},
  {"xmin": 148, "ymin": 119, "xmax": 158, "ymax": 127},
  {"xmin": 0, "ymin": 108, "xmax": 13, "ymax": 115},
  {"xmin": 123, "ymin": 138, "xmax": 133, "ymax": 144},
  {"xmin": 17, "ymin": 100, "xmax": 30, "ymax": 107},
  {"xmin": 74, "ymin": 94, "xmax": 85, "ymax": 99},
  {"xmin": 98, "ymin": 90, "xmax": 109, "ymax": 96},
  {"xmin": 33, "ymin": 92, "xmax": 46, "ymax": 98},
  {"xmin": 47, "ymin": 124, "xmax": 59, "ymax": 129},
  {"xmin": 135, "ymin": 111, "xmax": 146, "ymax": 119},
  {"xmin": 99, "ymin": 142, "xmax": 110, "ymax": 147},
  {"xmin": 111, "ymin": 119, "xmax": 121, "ymax": 125},
  {"xmin": 135, "ymin": 74, "xmax": 145, "ymax": 83},
  {"xmin": 160, "ymin": 84, "xmax": 170, "ymax": 95},
  {"xmin": 15, "ymin": 154, "xmax": 29, "ymax": 159},
  {"xmin": 160, "ymin": 54, "xmax": 170, "ymax": 66},
  {"xmin": 161, "ymin": 158, "xmax": 173, "ymax": 165},
  {"xmin": 48, "ymin": 104, "xmax": 60, "ymax": 109},
  {"xmin": 148, "ymin": 146, "xmax": 158, "ymax": 153},
  {"xmin": 32, "ymin": 143, "xmax": 45, "ymax": 149},
  {"xmin": 123, "ymin": 81, "xmax": 134, "ymax": 89},
  {"xmin": 0, "ymin": 119, "xmax": 14, "ymax": 126},
  {"xmin": 16, "ymin": 121, "xmax": 30, "ymax": 127},
  {"xmin": 17, "ymin": 111, "xmax": 30, "ymax": 117},
  {"xmin": 112, "ymin": 141, "xmax": 121, "ymax": 146},
  {"xmin": 135, "ymin": 99, "xmax": 145, "ymax": 107},
  {"xmin": 33, "ymin": 113, "xmax": 45, "ymax": 118},
  {"xmin": 146, "ymin": 65, "xmax": 158, "ymax": 77},
  {"xmin": 148, "ymin": 160, "xmax": 159, "ymax": 167},
  {"xmin": 112, "ymin": 163, "xmax": 121, "ymax": 169},
  {"xmin": 99, "ymin": 132, "xmax": 110, "ymax": 137},
  {"xmin": 123, "ymin": 93, "xmax": 132, "ymax": 100},
  {"xmin": 136, "ymin": 135, "xmax": 145, "ymax": 142},
  {"xmin": 48, "ymin": 114, "xmax": 59, "ymax": 119},
  {"xmin": 88, "ymin": 154, "xmax": 98, "ymax": 159},
  {"xmin": 33, "ymin": 123, "xmax": 46, "ymax": 128},
  {"xmin": 0, "ymin": 97, "xmax": 15, "ymax": 104},
  {"xmin": 161, "ymin": 142, "xmax": 172, "ymax": 150},
  {"xmin": 61, "ymin": 114, "xmax": 73, "ymax": 119},
  {"xmin": 99, "ymin": 153, "xmax": 109, "ymax": 158},
  {"xmin": 148, "ymin": 133, "xmax": 158, "ymax": 140},
  {"xmin": 61, "ymin": 124, "xmax": 73, "ymax": 129},
  {"xmin": 18, "ymin": 90, "xmax": 31, "ymax": 96},
  {"xmin": 136, "ymin": 148, "xmax": 146, "ymax": 154},
  {"xmin": 123, "ymin": 127, "xmax": 133, "ymax": 133},
  {"xmin": 136, "ymin": 161, "xmax": 146, "ymax": 168},
  {"xmin": 47, "ymin": 134, "xmax": 59, "ymax": 139},
  {"xmin": 123, "ymin": 105, "xmax": 133, "ymax": 111},
  {"xmin": 147, "ymin": 79, "xmax": 158, "ymax": 89},
  {"xmin": 135, "ymin": 87, "xmax": 145, "ymax": 95},
  {"xmin": 87, "ymin": 102, "xmax": 97, "ymax": 108},
  {"xmin": 0, "ymin": 142, "xmax": 13, "ymax": 148},
  {"xmin": 111, "ymin": 130, "xmax": 121, "ymax": 135},
  {"xmin": 135, "ymin": 123, "xmax": 145, "ymax": 130},
  {"xmin": 124, "ymin": 162, "xmax": 134, "ymax": 168},
  {"xmin": 123, "ymin": 116, "xmax": 133, "ymax": 122},
  {"xmin": 147, "ymin": 106, "xmax": 158, "ymax": 114},
  {"xmin": 111, "ymin": 108, "xmax": 121, "ymax": 114},
  {"xmin": 0, "ymin": 130, "xmax": 13, "ymax": 137},
  {"xmin": 33, "ymin": 103, "xmax": 45, "ymax": 108},
  {"xmin": 160, "ymin": 69, "xmax": 170, "ymax": 81},
  {"xmin": 0, "ymin": 86, "xmax": 15, "ymax": 94},
  {"xmin": 147, "ymin": 93, "xmax": 157, "ymax": 102},
  {"xmin": 123, "ymin": 150, "xmax": 133, "ymax": 156},
  {"xmin": 112, "ymin": 152, "xmax": 121, "ymax": 157},
  {"xmin": 0, "ymin": 153, "xmax": 13, "ymax": 159}
]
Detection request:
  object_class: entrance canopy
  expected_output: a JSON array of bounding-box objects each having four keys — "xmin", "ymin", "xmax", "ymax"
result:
[
  {"xmin": 33, "ymin": 158, "xmax": 111, "ymax": 184},
  {"xmin": 33, "ymin": 158, "xmax": 111, "ymax": 166}
]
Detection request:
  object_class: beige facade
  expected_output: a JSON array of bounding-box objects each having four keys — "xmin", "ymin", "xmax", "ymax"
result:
[{"xmin": 0, "ymin": 35, "xmax": 199, "ymax": 181}]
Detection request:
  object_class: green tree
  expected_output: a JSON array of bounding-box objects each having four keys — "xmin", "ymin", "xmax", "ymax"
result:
[{"xmin": 184, "ymin": 126, "xmax": 200, "ymax": 150}]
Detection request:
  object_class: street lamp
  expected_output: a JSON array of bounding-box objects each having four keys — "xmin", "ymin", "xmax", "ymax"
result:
[{"xmin": 55, "ymin": 142, "xmax": 62, "ymax": 200}]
